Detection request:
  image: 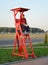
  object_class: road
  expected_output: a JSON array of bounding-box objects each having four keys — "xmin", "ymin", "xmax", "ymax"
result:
[
  {"xmin": 0, "ymin": 38, "xmax": 44, "ymax": 46},
  {"xmin": 10, "ymin": 57, "xmax": 48, "ymax": 65},
  {"xmin": 1, "ymin": 56, "xmax": 48, "ymax": 65}
]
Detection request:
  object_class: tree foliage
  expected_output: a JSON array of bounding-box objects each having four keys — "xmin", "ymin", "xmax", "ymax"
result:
[{"xmin": 0, "ymin": 27, "xmax": 44, "ymax": 33}]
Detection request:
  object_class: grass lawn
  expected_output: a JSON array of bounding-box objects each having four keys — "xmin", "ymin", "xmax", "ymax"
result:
[
  {"xmin": 0, "ymin": 48, "xmax": 48, "ymax": 64},
  {"xmin": 33, "ymin": 43, "xmax": 48, "ymax": 46}
]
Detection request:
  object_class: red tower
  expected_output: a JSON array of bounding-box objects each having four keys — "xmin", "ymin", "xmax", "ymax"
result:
[{"xmin": 11, "ymin": 7, "xmax": 36, "ymax": 59}]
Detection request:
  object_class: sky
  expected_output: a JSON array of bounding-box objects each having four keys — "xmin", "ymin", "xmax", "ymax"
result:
[{"xmin": 0, "ymin": 0, "xmax": 48, "ymax": 31}]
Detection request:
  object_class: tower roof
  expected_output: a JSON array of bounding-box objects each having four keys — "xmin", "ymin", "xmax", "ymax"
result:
[{"xmin": 11, "ymin": 7, "xmax": 30, "ymax": 12}]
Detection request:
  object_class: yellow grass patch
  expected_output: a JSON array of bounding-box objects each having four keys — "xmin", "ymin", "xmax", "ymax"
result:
[
  {"xmin": 0, "ymin": 33, "xmax": 47, "ymax": 39},
  {"xmin": 0, "ymin": 33, "xmax": 15, "ymax": 39}
]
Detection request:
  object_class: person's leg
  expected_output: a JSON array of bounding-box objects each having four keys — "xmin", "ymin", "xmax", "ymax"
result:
[
  {"xmin": 21, "ymin": 25, "xmax": 26, "ymax": 33},
  {"xmin": 26, "ymin": 26, "xmax": 30, "ymax": 33}
]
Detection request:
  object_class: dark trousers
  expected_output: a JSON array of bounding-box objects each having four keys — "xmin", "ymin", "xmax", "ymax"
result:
[{"xmin": 21, "ymin": 25, "xmax": 30, "ymax": 33}]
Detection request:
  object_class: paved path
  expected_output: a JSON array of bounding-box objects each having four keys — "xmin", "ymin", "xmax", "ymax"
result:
[
  {"xmin": 0, "ymin": 46, "xmax": 48, "ymax": 49},
  {"xmin": 1, "ymin": 57, "xmax": 48, "ymax": 65},
  {"xmin": 0, "ymin": 38, "xmax": 44, "ymax": 46},
  {"xmin": 10, "ymin": 57, "xmax": 48, "ymax": 65}
]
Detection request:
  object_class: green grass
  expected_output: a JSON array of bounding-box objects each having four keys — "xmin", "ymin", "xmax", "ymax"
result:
[
  {"xmin": 0, "ymin": 49, "xmax": 22, "ymax": 64},
  {"xmin": 34, "ymin": 48, "xmax": 48, "ymax": 57},
  {"xmin": 0, "ymin": 48, "xmax": 48, "ymax": 64},
  {"xmin": 33, "ymin": 43, "xmax": 48, "ymax": 46}
]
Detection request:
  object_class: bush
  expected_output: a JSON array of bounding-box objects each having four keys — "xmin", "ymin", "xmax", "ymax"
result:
[{"xmin": 44, "ymin": 33, "xmax": 48, "ymax": 44}]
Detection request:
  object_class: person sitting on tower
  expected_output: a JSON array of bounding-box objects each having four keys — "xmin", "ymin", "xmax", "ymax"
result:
[{"xmin": 20, "ymin": 13, "xmax": 30, "ymax": 33}]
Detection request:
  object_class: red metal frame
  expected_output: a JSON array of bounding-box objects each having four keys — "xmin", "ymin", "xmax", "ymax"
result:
[{"xmin": 11, "ymin": 7, "xmax": 36, "ymax": 59}]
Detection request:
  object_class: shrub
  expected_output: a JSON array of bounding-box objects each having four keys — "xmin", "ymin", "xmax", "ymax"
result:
[{"xmin": 44, "ymin": 33, "xmax": 48, "ymax": 44}]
